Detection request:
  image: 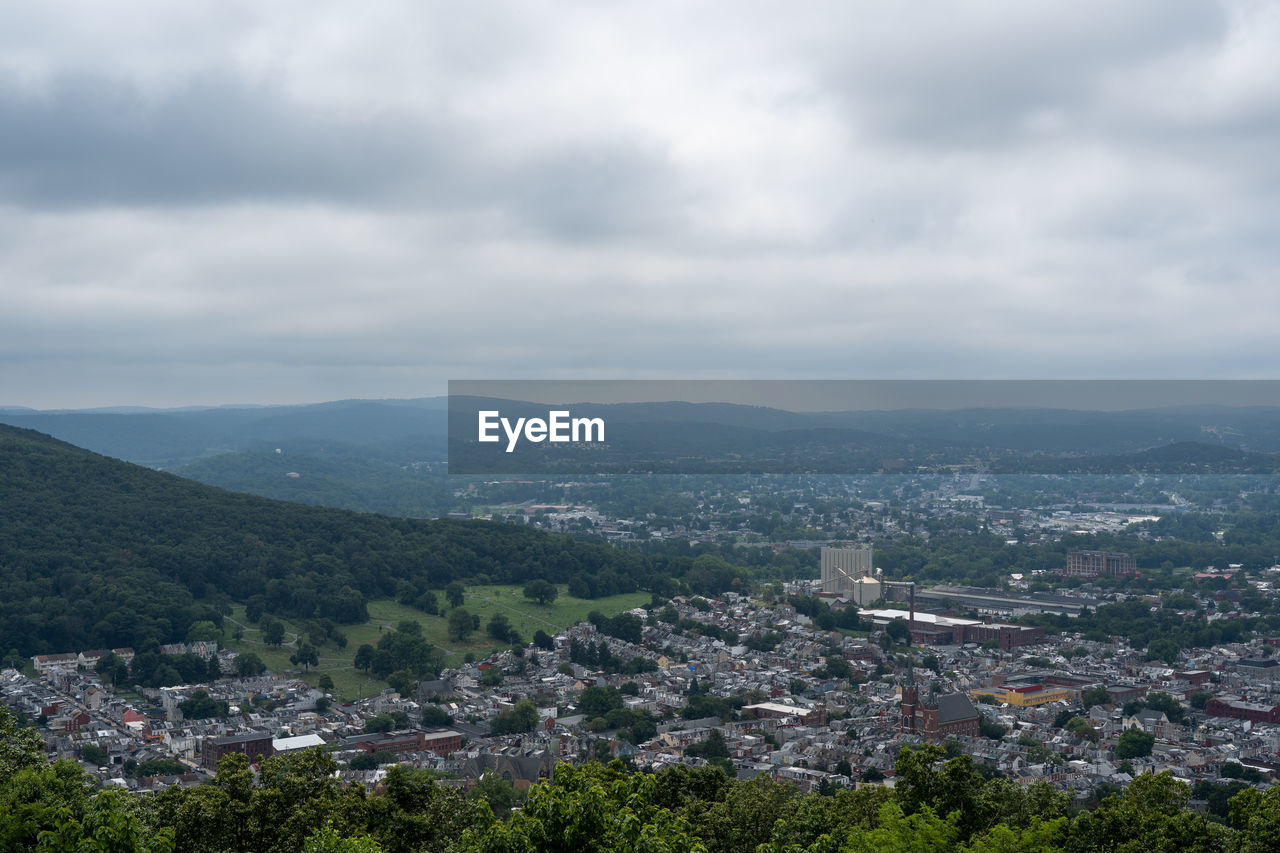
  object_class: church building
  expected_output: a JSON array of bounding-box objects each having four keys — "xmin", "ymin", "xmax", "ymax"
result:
[{"xmin": 900, "ymin": 669, "xmax": 980, "ymax": 739}]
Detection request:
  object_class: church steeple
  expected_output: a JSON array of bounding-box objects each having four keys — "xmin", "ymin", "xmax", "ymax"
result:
[{"xmin": 900, "ymin": 662, "xmax": 919, "ymax": 732}]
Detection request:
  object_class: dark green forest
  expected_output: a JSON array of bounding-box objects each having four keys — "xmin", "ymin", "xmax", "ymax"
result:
[{"xmin": 0, "ymin": 425, "xmax": 760, "ymax": 656}]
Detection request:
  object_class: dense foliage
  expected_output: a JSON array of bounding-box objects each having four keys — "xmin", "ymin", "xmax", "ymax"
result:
[
  {"xmin": 7, "ymin": 705, "xmax": 1280, "ymax": 853},
  {"xmin": 0, "ymin": 425, "xmax": 738, "ymax": 656}
]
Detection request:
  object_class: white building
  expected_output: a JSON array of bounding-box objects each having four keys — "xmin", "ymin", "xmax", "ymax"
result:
[{"xmin": 820, "ymin": 547, "xmax": 873, "ymax": 596}]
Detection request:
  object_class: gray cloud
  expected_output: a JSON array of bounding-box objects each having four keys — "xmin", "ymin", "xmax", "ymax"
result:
[
  {"xmin": 0, "ymin": 71, "xmax": 684, "ymax": 244},
  {"xmin": 1, "ymin": 2, "xmax": 1278, "ymax": 408},
  {"xmin": 818, "ymin": 2, "xmax": 1230, "ymax": 147},
  {"xmin": 0, "ymin": 74, "xmax": 430, "ymax": 205}
]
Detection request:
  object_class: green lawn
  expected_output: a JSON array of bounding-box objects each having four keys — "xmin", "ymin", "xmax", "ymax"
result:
[{"xmin": 221, "ymin": 584, "xmax": 650, "ymax": 701}]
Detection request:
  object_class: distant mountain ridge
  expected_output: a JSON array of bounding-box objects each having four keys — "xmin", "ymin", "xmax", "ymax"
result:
[
  {"xmin": 448, "ymin": 396, "xmax": 1280, "ymax": 474},
  {"xmin": 992, "ymin": 440, "xmax": 1280, "ymax": 474},
  {"xmin": 0, "ymin": 397, "xmax": 449, "ymax": 467},
  {"xmin": 6, "ymin": 395, "xmax": 1280, "ymax": 476}
]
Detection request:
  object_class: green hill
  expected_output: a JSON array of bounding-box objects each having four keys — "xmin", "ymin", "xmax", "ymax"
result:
[
  {"xmin": 991, "ymin": 440, "xmax": 1280, "ymax": 474},
  {"xmin": 0, "ymin": 424, "xmax": 651, "ymax": 656},
  {"xmin": 175, "ymin": 448, "xmax": 456, "ymax": 517}
]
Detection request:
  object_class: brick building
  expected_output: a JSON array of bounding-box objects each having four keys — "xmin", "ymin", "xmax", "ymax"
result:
[
  {"xmin": 421, "ymin": 729, "xmax": 465, "ymax": 755},
  {"xmin": 344, "ymin": 730, "xmax": 428, "ymax": 755},
  {"xmin": 202, "ymin": 732, "xmax": 274, "ymax": 770},
  {"xmin": 1205, "ymin": 697, "xmax": 1280, "ymax": 725},
  {"xmin": 900, "ymin": 673, "xmax": 980, "ymax": 739},
  {"xmin": 863, "ymin": 609, "xmax": 1044, "ymax": 649}
]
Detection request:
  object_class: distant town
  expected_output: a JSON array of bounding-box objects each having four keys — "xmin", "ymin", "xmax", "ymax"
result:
[{"xmin": 9, "ymin": 536, "xmax": 1280, "ymax": 809}]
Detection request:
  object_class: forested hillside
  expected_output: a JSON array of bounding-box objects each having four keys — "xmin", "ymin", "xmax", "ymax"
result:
[
  {"xmin": 0, "ymin": 425, "xmax": 667, "ymax": 656},
  {"xmin": 175, "ymin": 449, "xmax": 456, "ymax": 517}
]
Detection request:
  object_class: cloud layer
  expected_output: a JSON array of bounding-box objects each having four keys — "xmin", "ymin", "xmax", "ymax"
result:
[{"xmin": 3, "ymin": 1, "xmax": 1279, "ymax": 407}]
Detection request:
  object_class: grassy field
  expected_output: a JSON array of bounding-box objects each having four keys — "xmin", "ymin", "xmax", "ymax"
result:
[{"xmin": 220, "ymin": 584, "xmax": 650, "ymax": 701}]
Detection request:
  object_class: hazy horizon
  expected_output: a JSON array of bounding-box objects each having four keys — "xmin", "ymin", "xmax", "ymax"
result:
[{"xmin": 14, "ymin": 378, "xmax": 1280, "ymax": 415}]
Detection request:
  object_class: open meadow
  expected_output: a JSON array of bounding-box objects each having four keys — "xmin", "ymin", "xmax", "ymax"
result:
[{"xmin": 221, "ymin": 584, "xmax": 650, "ymax": 700}]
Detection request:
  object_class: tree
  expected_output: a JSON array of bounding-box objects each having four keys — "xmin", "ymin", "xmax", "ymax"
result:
[
  {"xmin": 533, "ymin": 630, "xmax": 555, "ymax": 650},
  {"xmin": 245, "ymin": 598, "xmax": 265, "ymax": 624},
  {"xmin": 129, "ymin": 758, "xmax": 186, "ymax": 778},
  {"xmin": 262, "ymin": 619, "xmax": 286, "ymax": 646},
  {"xmin": 153, "ymin": 664, "xmax": 182, "ymax": 687},
  {"xmin": 236, "ymin": 652, "xmax": 266, "ymax": 677},
  {"xmin": 35, "ymin": 790, "xmax": 175, "ymax": 853},
  {"xmin": 364, "ymin": 714, "xmax": 396, "ymax": 733},
  {"xmin": 1230, "ymin": 782, "xmax": 1280, "ymax": 852},
  {"xmin": 3, "ymin": 648, "xmax": 25, "ymax": 671},
  {"xmin": 80, "ymin": 743, "xmax": 108, "ymax": 766},
  {"xmin": 318, "ymin": 673, "xmax": 334, "ymax": 692},
  {"xmin": 820, "ymin": 656, "xmax": 852, "ymax": 680},
  {"xmin": 1082, "ymin": 687, "xmax": 1111, "ymax": 709},
  {"xmin": 448, "ymin": 608, "xmax": 474, "ymax": 642},
  {"xmin": 94, "ymin": 652, "xmax": 130, "ymax": 685},
  {"xmin": 454, "ymin": 763, "xmax": 703, "ymax": 851},
  {"xmin": 1116, "ymin": 727, "xmax": 1155, "ymax": 759},
  {"xmin": 1144, "ymin": 691, "xmax": 1187, "ymax": 725},
  {"xmin": 302, "ymin": 823, "xmax": 383, "ymax": 853},
  {"xmin": 1067, "ymin": 771, "xmax": 1221, "ymax": 853},
  {"xmin": 579, "ymin": 686, "xmax": 624, "ymax": 718},
  {"xmin": 1065, "ymin": 716, "xmax": 1101, "ymax": 743},
  {"xmin": 421, "ymin": 705, "xmax": 452, "ymax": 727},
  {"xmin": 1146, "ymin": 637, "xmax": 1181, "ymax": 665},
  {"xmin": 387, "ymin": 670, "xmax": 415, "ymax": 697},
  {"xmin": 290, "ymin": 643, "xmax": 319, "ymax": 672},
  {"xmin": 470, "ymin": 772, "xmax": 520, "ymax": 817},
  {"xmin": 445, "ymin": 582, "xmax": 466, "ymax": 609},
  {"xmin": 354, "ymin": 644, "xmax": 375, "ymax": 673},
  {"xmin": 978, "ymin": 715, "xmax": 1008, "ymax": 740},
  {"xmin": 522, "ymin": 579, "xmax": 558, "ymax": 606},
  {"xmin": 186, "ymin": 620, "xmax": 221, "ymax": 643},
  {"xmin": 489, "ymin": 699, "xmax": 539, "ymax": 735},
  {"xmin": 179, "ymin": 690, "xmax": 228, "ymax": 720},
  {"xmin": 688, "ymin": 729, "xmax": 729, "ymax": 760},
  {"xmin": 486, "ymin": 614, "xmax": 512, "ymax": 642},
  {"xmin": 410, "ymin": 590, "xmax": 438, "ymax": 616}
]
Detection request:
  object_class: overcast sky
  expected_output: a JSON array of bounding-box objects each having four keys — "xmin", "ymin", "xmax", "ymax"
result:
[{"xmin": 3, "ymin": 1, "xmax": 1278, "ymax": 409}]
